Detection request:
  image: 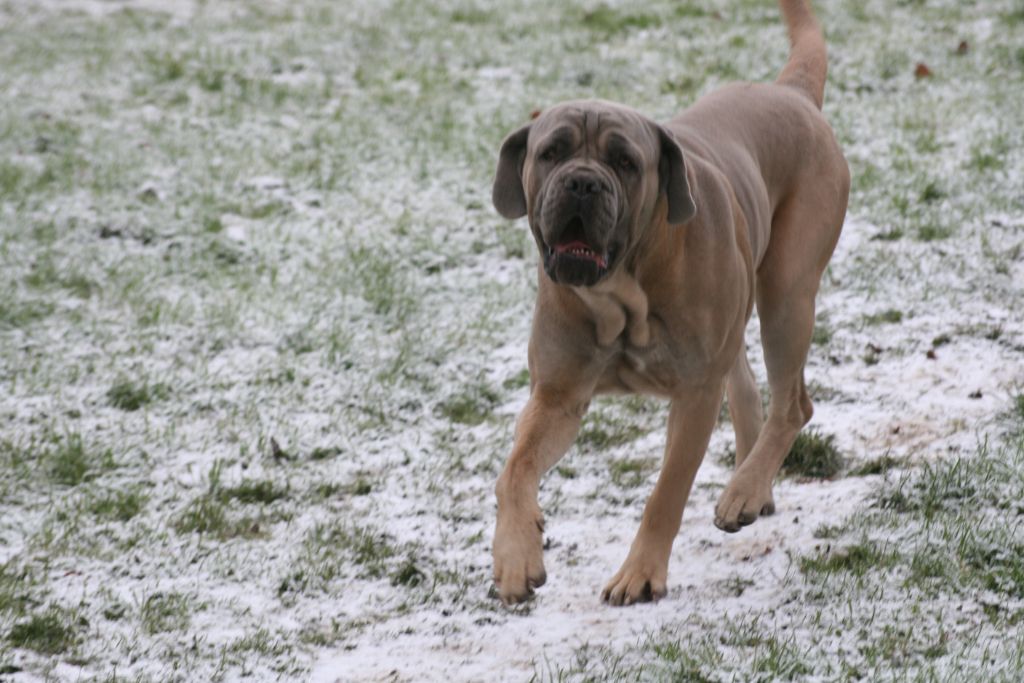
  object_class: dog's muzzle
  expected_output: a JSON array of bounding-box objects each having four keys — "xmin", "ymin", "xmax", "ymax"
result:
[
  {"xmin": 540, "ymin": 171, "xmax": 619, "ymax": 287},
  {"xmin": 542, "ymin": 215, "xmax": 616, "ymax": 286}
]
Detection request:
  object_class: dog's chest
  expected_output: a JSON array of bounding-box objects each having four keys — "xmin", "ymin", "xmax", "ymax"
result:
[
  {"xmin": 574, "ymin": 274, "xmax": 694, "ymax": 397},
  {"xmin": 603, "ymin": 338, "xmax": 688, "ymax": 397}
]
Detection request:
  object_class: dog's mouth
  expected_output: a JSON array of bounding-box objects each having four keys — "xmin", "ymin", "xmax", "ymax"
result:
[
  {"xmin": 542, "ymin": 216, "xmax": 613, "ymax": 286},
  {"xmin": 552, "ymin": 240, "xmax": 607, "ymax": 269},
  {"xmin": 551, "ymin": 216, "xmax": 608, "ymax": 269}
]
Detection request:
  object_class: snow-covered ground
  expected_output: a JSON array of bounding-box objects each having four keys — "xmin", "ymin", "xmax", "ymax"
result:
[{"xmin": 1, "ymin": 0, "xmax": 1022, "ymax": 680}]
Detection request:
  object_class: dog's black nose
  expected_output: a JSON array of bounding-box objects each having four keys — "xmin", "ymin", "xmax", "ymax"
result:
[{"xmin": 564, "ymin": 174, "xmax": 602, "ymax": 198}]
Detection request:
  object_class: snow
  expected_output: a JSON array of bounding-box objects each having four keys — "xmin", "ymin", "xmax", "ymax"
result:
[{"xmin": 1, "ymin": 0, "xmax": 1022, "ymax": 680}]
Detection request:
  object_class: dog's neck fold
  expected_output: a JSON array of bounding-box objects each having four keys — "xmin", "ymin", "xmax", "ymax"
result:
[{"xmin": 572, "ymin": 268, "xmax": 649, "ymax": 348}]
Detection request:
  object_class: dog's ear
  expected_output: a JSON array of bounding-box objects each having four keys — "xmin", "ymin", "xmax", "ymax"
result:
[
  {"xmin": 656, "ymin": 125, "xmax": 697, "ymax": 225},
  {"xmin": 492, "ymin": 123, "xmax": 532, "ymax": 219}
]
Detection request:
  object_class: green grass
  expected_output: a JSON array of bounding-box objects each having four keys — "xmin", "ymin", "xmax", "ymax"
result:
[
  {"xmin": 916, "ymin": 223, "xmax": 953, "ymax": 241},
  {"xmin": 0, "ymin": 299, "xmax": 53, "ymax": 330},
  {"xmin": 278, "ymin": 522, "xmax": 408, "ymax": 597},
  {"xmin": 174, "ymin": 495, "xmax": 230, "ymax": 536},
  {"xmin": 106, "ymin": 378, "xmax": 168, "ymax": 411},
  {"xmin": 799, "ymin": 540, "xmax": 897, "ymax": 578},
  {"xmin": 863, "ymin": 308, "xmax": 903, "ymax": 326},
  {"xmin": 811, "ymin": 322, "xmax": 832, "ymax": 345},
  {"xmin": 308, "ymin": 446, "xmax": 343, "ymax": 461},
  {"xmin": 88, "ymin": 489, "xmax": 147, "ymax": 521},
  {"xmin": 1, "ymin": 0, "xmax": 1022, "ymax": 679},
  {"xmin": 859, "ymin": 439, "xmax": 1024, "ymax": 600},
  {"xmin": 6, "ymin": 608, "xmax": 77, "ymax": 655},
  {"xmin": 578, "ymin": 410, "xmax": 648, "ymax": 451},
  {"xmin": 219, "ymin": 479, "xmax": 289, "ymax": 505},
  {"xmin": 39, "ymin": 433, "xmax": 114, "ymax": 487},
  {"xmin": 874, "ymin": 457, "xmax": 978, "ymax": 521},
  {"xmin": 140, "ymin": 592, "xmax": 191, "ymax": 634},
  {"xmin": 608, "ymin": 457, "xmax": 658, "ymax": 488},
  {"xmin": 1013, "ymin": 392, "xmax": 1024, "ymax": 422},
  {"xmin": 850, "ymin": 453, "xmax": 903, "ymax": 476},
  {"xmin": 0, "ymin": 565, "xmax": 34, "ymax": 618},
  {"xmin": 390, "ymin": 556, "xmax": 426, "ymax": 587},
  {"xmin": 437, "ymin": 383, "xmax": 501, "ymax": 426},
  {"xmin": 578, "ymin": 6, "xmax": 662, "ymax": 35},
  {"xmin": 781, "ymin": 429, "xmax": 844, "ymax": 478},
  {"xmin": 502, "ymin": 368, "xmax": 531, "ymax": 390}
]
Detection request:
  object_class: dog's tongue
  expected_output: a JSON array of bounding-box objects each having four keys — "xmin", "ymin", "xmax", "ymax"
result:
[{"xmin": 554, "ymin": 241, "xmax": 607, "ymax": 268}]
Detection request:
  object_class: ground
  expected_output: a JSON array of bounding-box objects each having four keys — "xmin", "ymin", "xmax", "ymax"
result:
[{"xmin": 1, "ymin": 0, "xmax": 1023, "ymax": 681}]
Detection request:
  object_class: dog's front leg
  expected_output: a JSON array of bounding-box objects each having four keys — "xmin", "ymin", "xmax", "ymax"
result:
[
  {"xmin": 493, "ymin": 386, "xmax": 586, "ymax": 604},
  {"xmin": 602, "ymin": 383, "xmax": 723, "ymax": 606}
]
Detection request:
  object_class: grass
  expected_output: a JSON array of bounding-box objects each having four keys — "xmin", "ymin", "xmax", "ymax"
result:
[
  {"xmin": 850, "ymin": 453, "xmax": 903, "ymax": 476},
  {"xmin": 608, "ymin": 457, "xmax": 658, "ymax": 488},
  {"xmin": 863, "ymin": 308, "xmax": 903, "ymax": 326},
  {"xmin": 219, "ymin": 480, "xmax": 289, "ymax": 505},
  {"xmin": 1013, "ymin": 392, "xmax": 1024, "ymax": 422},
  {"xmin": 174, "ymin": 496, "xmax": 230, "ymax": 536},
  {"xmin": 437, "ymin": 382, "xmax": 501, "ymax": 426},
  {"xmin": 578, "ymin": 409, "xmax": 648, "ymax": 451},
  {"xmin": 811, "ymin": 322, "xmax": 832, "ymax": 345},
  {"xmin": 781, "ymin": 429, "xmax": 844, "ymax": 478},
  {"xmin": 858, "ymin": 439, "xmax": 1024, "ymax": 599},
  {"xmin": 88, "ymin": 489, "xmax": 147, "ymax": 521},
  {"xmin": 140, "ymin": 592, "xmax": 191, "ymax": 635},
  {"xmin": 1, "ymin": 0, "xmax": 1022, "ymax": 679},
  {"xmin": 39, "ymin": 432, "xmax": 115, "ymax": 487},
  {"xmin": 278, "ymin": 522, "xmax": 414, "ymax": 598},
  {"xmin": 0, "ymin": 565, "xmax": 34, "ymax": 618},
  {"xmin": 578, "ymin": 6, "xmax": 662, "ymax": 35},
  {"xmin": 106, "ymin": 378, "xmax": 168, "ymax": 411},
  {"xmin": 174, "ymin": 476, "xmax": 288, "ymax": 539},
  {"xmin": 799, "ymin": 539, "xmax": 897, "ymax": 578},
  {"xmin": 6, "ymin": 608, "xmax": 78, "ymax": 655},
  {"xmin": 555, "ymin": 439, "xmax": 1024, "ymax": 680}
]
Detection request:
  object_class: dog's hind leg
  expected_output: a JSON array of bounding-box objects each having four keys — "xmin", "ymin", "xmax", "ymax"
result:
[
  {"xmin": 726, "ymin": 349, "xmax": 763, "ymax": 469},
  {"xmin": 714, "ymin": 178, "xmax": 845, "ymax": 532}
]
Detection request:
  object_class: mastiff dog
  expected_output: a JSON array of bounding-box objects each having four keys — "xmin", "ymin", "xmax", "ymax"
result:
[{"xmin": 490, "ymin": 0, "xmax": 850, "ymax": 605}]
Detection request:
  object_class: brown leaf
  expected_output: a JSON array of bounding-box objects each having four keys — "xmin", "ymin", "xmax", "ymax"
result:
[
  {"xmin": 530, "ymin": 109, "xmax": 542, "ymax": 120},
  {"xmin": 956, "ymin": 40, "xmax": 969, "ymax": 55},
  {"xmin": 914, "ymin": 62, "xmax": 933, "ymax": 79}
]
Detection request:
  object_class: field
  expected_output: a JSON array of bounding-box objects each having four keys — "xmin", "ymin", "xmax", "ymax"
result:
[{"xmin": 1, "ymin": 0, "xmax": 1023, "ymax": 680}]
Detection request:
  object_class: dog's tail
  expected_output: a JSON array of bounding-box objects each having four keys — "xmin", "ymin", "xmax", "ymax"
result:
[{"xmin": 776, "ymin": 0, "xmax": 827, "ymax": 110}]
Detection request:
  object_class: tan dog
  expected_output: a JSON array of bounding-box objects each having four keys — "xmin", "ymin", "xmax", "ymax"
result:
[{"xmin": 490, "ymin": 0, "xmax": 849, "ymax": 606}]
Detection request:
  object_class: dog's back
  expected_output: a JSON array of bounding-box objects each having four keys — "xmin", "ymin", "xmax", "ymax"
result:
[{"xmin": 668, "ymin": 0, "xmax": 846, "ymax": 268}]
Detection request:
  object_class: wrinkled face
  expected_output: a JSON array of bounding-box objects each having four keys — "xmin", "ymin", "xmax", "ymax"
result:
[
  {"xmin": 492, "ymin": 100, "xmax": 695, "ymax": 288},
  {"xmin": 525, "ymin": 104, "xmax": 661, "ymax": 286}
]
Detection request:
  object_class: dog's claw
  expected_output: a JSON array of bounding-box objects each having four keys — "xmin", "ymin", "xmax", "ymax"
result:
[
  {"xmin": 493, "ymin": 505, "xmax": 547, "ymax": 606},
  {"xmin": 715, "ymin": 469, "xmax": 776, "ymax": 533},
  {"xmin": 601, "ymin": 552, "xmax": 668, "ymax": 606}
]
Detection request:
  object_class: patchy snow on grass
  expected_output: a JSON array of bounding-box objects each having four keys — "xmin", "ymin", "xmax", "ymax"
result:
[{"xmin": 1, "ymin": 0, "xmax": 1022, "ymax": 681}]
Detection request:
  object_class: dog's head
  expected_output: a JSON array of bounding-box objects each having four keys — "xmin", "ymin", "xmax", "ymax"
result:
[{"xmin": 492, "ymin": 100, "xmax": 696, "ymax": 287}]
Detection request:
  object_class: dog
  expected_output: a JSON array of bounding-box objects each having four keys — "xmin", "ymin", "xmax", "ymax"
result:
[{"xmin": 489, "ymin": 0, "xmax": 849, "ymax": 606}]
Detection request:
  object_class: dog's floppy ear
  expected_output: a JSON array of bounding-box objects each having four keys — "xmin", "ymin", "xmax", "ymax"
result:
[
  {"xmin": 492, "ymin": 123, "xmax": 532, "ymax": 219},
  {"xmin": 656, "ymin": 125, "xmax": 697, "ymax": 225}
]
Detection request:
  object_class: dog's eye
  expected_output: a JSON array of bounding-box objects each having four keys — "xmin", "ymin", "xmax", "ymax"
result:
[
  {"xmin": 539, "ymin": 145, "xmax": 561, "ymax": 162},
  {"xmin": 615, "ymin": 155, "xmax": 638, "ymax": 173}
]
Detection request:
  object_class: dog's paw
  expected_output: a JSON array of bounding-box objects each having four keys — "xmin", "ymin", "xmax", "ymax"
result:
[
  {"xmin": 601, "ymin": 555, "xmax": 668, "ymax": 607},
  {"xmin": 714, "ymin": 470, "xmax": 775, "ymax": 533},
  {"xmin": 492, "ymin": 508, "xmax": 546, "ymax": 605}
]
